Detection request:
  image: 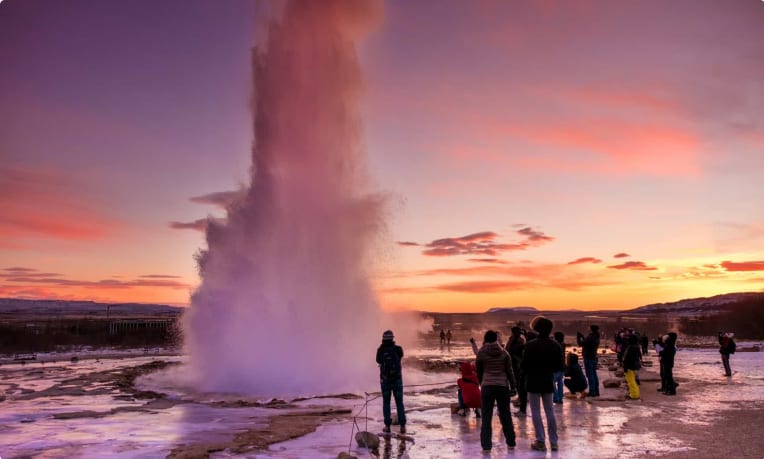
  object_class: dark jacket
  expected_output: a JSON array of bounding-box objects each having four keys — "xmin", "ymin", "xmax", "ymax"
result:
[
  {"xmin": 661, "ymin": 340, "xmax": 676, "ymax": 368},
  {"xmin": 577, "ymin": 331, "xmax": 600, "ymax": 360},
  {"xmin": 719, "ymin": 335, "xmax": 736, "ymax": 355},
  {"xmin": 376, "ymin": 341, "xmax": 403, "ymax": 381},
  {"xmin": 564, "ymin": 359, "xmax": 587, "ymax": 393},
  {"xmin": 521, "ymin": 336, "xmax": 563, "ymax": 393},
  {"xmin": 476, "ymin": 342, "xmax": 516, "ymax": 390},
  {"xmin": 506, "ymin": 334, "xmax": 526, "ymax": 372},
  {"xmin": 622, "ymin": 344, "xmax": 642, "ymax": 371}
]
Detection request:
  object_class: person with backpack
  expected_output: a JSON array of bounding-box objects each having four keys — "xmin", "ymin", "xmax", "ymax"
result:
[
  {"xmin": 376, "ymin": 330, "xmax": 406, "ymax": 434},
  {"xmin": 718, "ymin": 331, "xmax": 736, "ymax": 377},
  {"xmin": 623, "ymin": 334, "xmax": 642, "ymax": 400},
  {"xmin": 476, "ymin": 329, "xmax": 517, "ymax": 452}
]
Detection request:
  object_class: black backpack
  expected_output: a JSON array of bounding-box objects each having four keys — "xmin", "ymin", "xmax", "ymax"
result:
[
  {"xmin": 729, "ymin": 339, "xmax": 736, "ymax": 354},
  {"xmin": 380, "ymin": 347, "xmax": 402, "ymax": 381}
]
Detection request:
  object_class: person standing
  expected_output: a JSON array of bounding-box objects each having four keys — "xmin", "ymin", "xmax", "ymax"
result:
[
  {"xmin": 552, "ymin": 331, "xmax": 566, "ymax": 404},
  {"xmin": 376, "ymin": 330, "xmax": 406, "ymax": 433},
  {"xmin": 506, "ymin": 327, "xmax": 527, "ymax": 416},
  {"xmin": 641, "ymin": 334, "xmax": 649, "ymax": 355},
  {"xmin": 440, "ymin": 329, "xmax": 446, "ymax": 345},
  {"xmin": 476, "ymin": 330, "xmax": 517, "ymax": 452},
  {"xmin": 661, "ymin": 332, "xmax": 678, "ymax": 395},
  {"xmin": 623, "ymin": 335, "xmax": 642, "ymax": 400},
  {"xmin": 718, "ymin": 332, "xmax": 736, "ymax": 377},
  {"xmin": 576, "ymin": 325, "xmax": 601, "ymax": 397},
  {"xmin": 522, "ymin": 316, "xmax": 562, "ymax": 452},
  {"xmin": 446, "ymin": 329, "xmax": 453, "ymax": 345}
]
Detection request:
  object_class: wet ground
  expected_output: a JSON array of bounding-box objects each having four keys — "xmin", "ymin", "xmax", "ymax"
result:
[{"xmin": 1, "ymin": 342, "xmax": 763, "ymax": 458}]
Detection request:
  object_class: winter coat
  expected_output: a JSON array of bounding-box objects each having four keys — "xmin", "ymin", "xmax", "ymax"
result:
[
  {"xmin": 506, "ymin": 334, "xmax": 526, "ymax": 371},
  {"xmin": 622, "ymin": 344, "xmax": 642, "ymax": 371},
  {"xmin": 661, "ymin": 341, "xmax": 676, "ymax": 368},
  {"xmin": 564, "ymin": 361, "xmax": 587, "ymax": 393},
  {"xmin": 577, "ymin": 331, "xmax": 600, "ymax": 360},
  {"xmin": 522, "ymin": 336, "xmax": 563, "ymax": 393},
  {"xmin": 457, "ymin": 361, "xmax": 481, "ymax": 408},
  {"xmin": 376, "ymin": 341, "xmax": 403, "ymax": 381},
  {"xmin": 719, "ymin": 336, "xmax": 736, "ymax": 355},
  {"xmin": 476, "ymin": 342, "xmax": 516, "ymax": 389}
]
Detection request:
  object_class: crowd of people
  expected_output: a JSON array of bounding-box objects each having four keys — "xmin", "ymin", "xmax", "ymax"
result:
[{"xmin": 375, "ymin": 322, "xmax": 738, "ymax": 452}]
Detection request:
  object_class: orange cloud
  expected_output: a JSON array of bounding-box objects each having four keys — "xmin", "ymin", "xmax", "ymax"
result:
[
  {"xmin": 614, "ymin": 252, "xmax": 630, "ymax": 258},
  {"xmin": 720, "ymin": 260, "xmax": 764, "ymax": 272}
]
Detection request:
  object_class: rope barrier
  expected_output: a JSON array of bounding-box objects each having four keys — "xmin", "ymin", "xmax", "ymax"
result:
[{"xmin": 346, "ymin": 380, "xmax": 454, "ymax": 454}]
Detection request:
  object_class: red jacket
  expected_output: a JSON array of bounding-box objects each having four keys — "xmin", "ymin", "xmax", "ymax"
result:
[{"xmin": 457, "ymin": 361, "xmax": 481, "ymax": 408}]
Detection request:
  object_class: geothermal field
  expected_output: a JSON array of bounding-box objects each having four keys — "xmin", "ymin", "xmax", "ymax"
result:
[{"xmin": 2, "ymin": 339, "xmax": 764, "ymax": 458}]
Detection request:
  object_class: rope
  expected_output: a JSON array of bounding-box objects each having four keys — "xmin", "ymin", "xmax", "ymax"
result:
[{"xmin": 346, "ymin": 380, "xmax": 454, "ymax": 454}]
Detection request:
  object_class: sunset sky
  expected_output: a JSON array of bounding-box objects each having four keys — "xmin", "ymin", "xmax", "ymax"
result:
[{"xmin": 1, "ymin": 0, "xmax": 763, "ymax": 311}]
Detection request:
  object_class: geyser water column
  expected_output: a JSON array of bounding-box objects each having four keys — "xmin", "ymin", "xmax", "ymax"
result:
[{"xmin": 184, "ymin": 1, "xmax": 387, "ymax": 395}]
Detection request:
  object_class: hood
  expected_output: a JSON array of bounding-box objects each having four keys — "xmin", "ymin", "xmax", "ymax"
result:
[{"xmin": 460, "ymin": 361, "xmax": 476, "ymax": 378}]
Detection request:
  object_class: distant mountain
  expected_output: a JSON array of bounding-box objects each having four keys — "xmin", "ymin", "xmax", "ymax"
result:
[
  {"xmin": 0, "ymin": 298, "xmax": 184, "ymax": 317},
  {"xmin": 486, "ymin": 306, "xmax": 539, "ymax": 314},
  {"xmin": 626, "ymin": 292, "xmax": 764, "ymax": 315}
]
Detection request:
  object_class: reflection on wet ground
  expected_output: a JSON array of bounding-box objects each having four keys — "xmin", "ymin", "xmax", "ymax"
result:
[{"xmin": 1, "ymin": 343, "xmax": 762, "ymax": 458}]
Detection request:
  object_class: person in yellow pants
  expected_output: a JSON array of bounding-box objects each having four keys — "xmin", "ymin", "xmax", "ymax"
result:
[{"xmin": 622, "ymin": 335, "xmax": 642, "ymax": 400}]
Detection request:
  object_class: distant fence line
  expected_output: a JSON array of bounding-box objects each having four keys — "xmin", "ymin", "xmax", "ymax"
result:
[{"xmin": 108, "ymin": 319, "xmax": 175, "ymax": 335}]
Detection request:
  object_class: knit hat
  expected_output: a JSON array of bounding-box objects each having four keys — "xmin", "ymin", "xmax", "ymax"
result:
[
  {"xmin": 382, "ymin": 330, "xmax": 394, "ymax": 341},
  {"xmin": 484, "ymin": 330, "xmax": 498, "ymax": 343}
]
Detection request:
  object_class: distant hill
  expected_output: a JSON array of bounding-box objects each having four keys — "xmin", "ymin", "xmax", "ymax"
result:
[
  {"xmin": 486, "ymin": 306, "xmax": 539, "ymax": 314},
  {"xmin": 0, "ymin": 298, "xmax": 184, "ymax": 318},
  {"xmin": 626, "ymin": 292, "xmax": 764, "ymax": 315}
]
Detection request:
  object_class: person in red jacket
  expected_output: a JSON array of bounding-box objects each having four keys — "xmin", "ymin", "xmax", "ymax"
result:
[{"xmin": 456, "ymin": 361, "xmax": 482, "ymax": 417}]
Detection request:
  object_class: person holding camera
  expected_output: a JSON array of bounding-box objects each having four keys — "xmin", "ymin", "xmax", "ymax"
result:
[
  {"xmin": 576, "ymin": 325, "xmax": 601, "ymax": 397},
  {"xmin": 476, "ymin": 329, "xmax": 518, "ymax": 452}
]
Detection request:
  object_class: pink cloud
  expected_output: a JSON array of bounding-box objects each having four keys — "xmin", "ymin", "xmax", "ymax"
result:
[
  {"xmin": 0, "ymin": 165, "xmax": 117, "ymax": 245},
  {"xmin": 568, "ymin": 257, "xmax": 602, "ymax": 265}
]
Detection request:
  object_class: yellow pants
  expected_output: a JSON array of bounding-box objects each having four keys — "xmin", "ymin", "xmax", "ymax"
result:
[{"xmin": 625, "ymin": 369, "xmax": 640, "ymax": 399}]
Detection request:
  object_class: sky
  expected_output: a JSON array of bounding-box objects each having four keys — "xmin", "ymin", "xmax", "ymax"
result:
[{"xmin": 1, "ymin": 0, "xmax": 763, "ymax": 312}]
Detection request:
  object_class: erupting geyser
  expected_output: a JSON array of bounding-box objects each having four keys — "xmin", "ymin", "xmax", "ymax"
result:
[{"xmin": 184, "ymin": 0, "xmax": 388, "ymax": 395}]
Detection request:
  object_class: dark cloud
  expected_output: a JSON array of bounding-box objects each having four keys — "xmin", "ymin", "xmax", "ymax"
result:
[
  {"xmin": 0, "ymin": 267, "xmax": 189, "ymax": 290},
  {"xmin": 189, "ymin": 190, "xmax": 241, "ymax": 209},
  {"xmin": 608, "ymin": 261, "xmax": 657, "ymax": 271},
  {"xmin": 0, "ymin": 268, "xmax": 62, "ymax": 278},
  {"xmin": 720, "ymin": 260, "xmax": 764, "ymax": 272},
  {"xmin": 567, "ymin": 257, "xmax": 602, "ymax": 265},
  {"xmin": 396, "ymin": 241, "xmax": 420, "ymax": 247},
  {"xmin": 517, "ymin": 227, "xmax": 555, "ymax": 243},
  {"xmin": 613, "ymin": 252, "xmax": 630, "ymax": 258},
  {"xmin": 169, "ymin": 218, "xmax": 211, "ymax": 232},
  {"xmin": 467, "ymin": 258, "xmax": 508, "ymax": 264},
  {"xmin": 4, "ymin": 267, "xmax": 36, "ymax": 273},
  {"xmin": 420, "ymin": 227, "xmax": 554, "ymax": 257}
]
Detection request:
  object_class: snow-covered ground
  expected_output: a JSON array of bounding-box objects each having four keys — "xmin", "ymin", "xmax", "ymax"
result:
[{"xmin": 1, "ymin": 342, "xmax": 762, "ymax": 458}]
